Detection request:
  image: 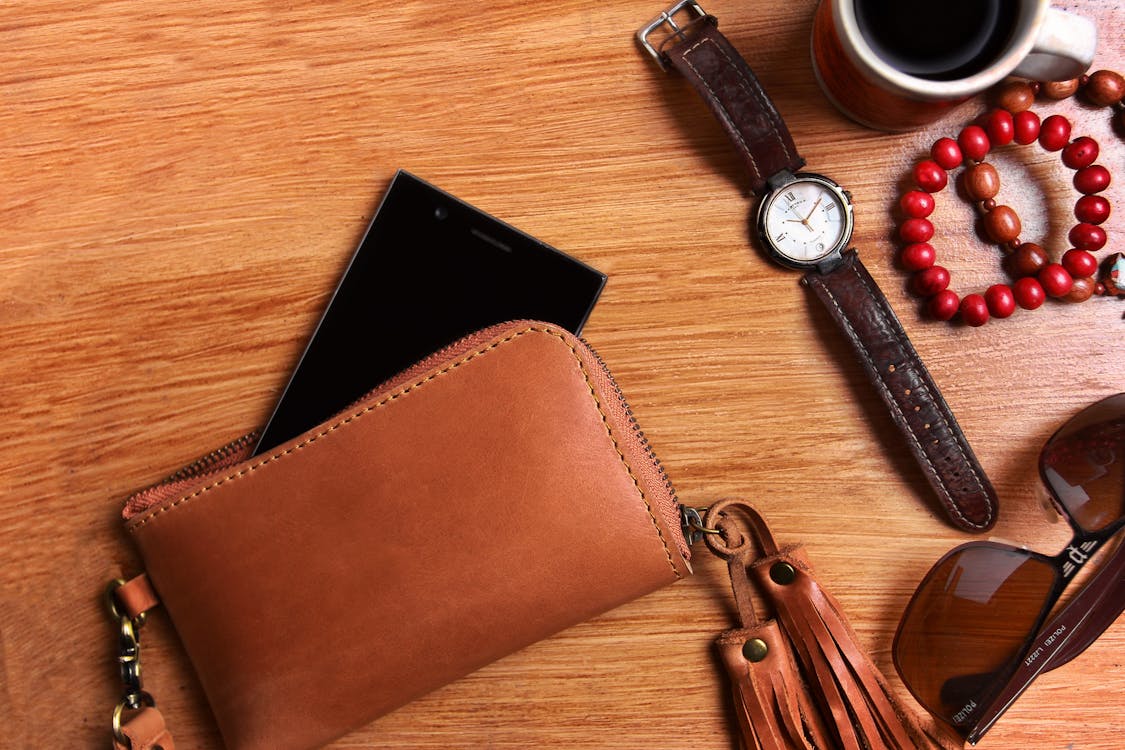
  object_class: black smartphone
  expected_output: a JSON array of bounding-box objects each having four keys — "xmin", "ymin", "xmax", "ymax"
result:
[{"xmin": 252, "ymin": 170, "xmax": 606, "ymax": 455}]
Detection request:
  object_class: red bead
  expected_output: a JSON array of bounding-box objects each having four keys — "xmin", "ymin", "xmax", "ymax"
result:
[
  {"xmin": 1013, "ymin": 110, "xmax": 1041, "ymax": 145},
  {"xmin": 1062, "ymin": 248, "xmax": 1099, "ymax": 278},
  {"xmin": 984, "ymin": 109, "xmax": 1015, "ymax": 146},
  {"xmin": 928, "ymin": 289, "xmax": 960, "ymax": 321},
  {"xmin": 930, "ymin": 137, "xmax": 963, "ymax": 170},
  {"xmin": 914, "ymin": 160, "xmax": 948, "ymax": 192},
  {"xmin": 1013, "ymin": 277, "xmax": 1047, "ymax": 309},
  {"xmin": 984, "ymin": 284, "xmax": 1016, "ymax": 318},
  {"xmin": 1074, "ymin": 164, "xmax": 1111, "ymax": 195},
  {"xmin": 959, "ymin": 294, "xmax": 990, "ymax": 326},
  {"xmin": 1075, "ymin": 194, "xmax": 1111, "ymax": 225},
  {"xmin": 900, "ymin": 190, "xmax": 935, "ymax": 218},
  {"xmin": 1068, "ymin": 223, "xmax": 1107, "ymax": 251},
  {"xmin": 1061, "ymin": 137, "xmax": 1099, "ymax": 170},
  {"xmin": 958, "ymin": 125, "xmax": 990, "ymax": 162},
  {"xmin": 1038, "ymin": 263, "xmax": 1074, "ymax": 297},
  {"xmin": 900, "ymin": 242, "xmax": 936, "ymax": 271},
  {"xmin": 900, "ymin": 217, "xmax": 934, "ymax": 243},
  {"xmin": 1038, "ymin": 114, "xmax": 1072, "ymax": 151},
  {"xmin": 913, "ymin": 266, "xmax": 950, "ymax": 296}
]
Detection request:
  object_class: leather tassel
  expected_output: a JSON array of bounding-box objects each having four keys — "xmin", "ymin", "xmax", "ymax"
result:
[
  {"xmin": 716, "ymin": 623, "xmax": 833, "ymax": 750},
  {"xmin": 703, "ymin": 499, "xmax": 949, "ymax": 750},
  {"xmin": 749, "ymin": 546, "xmax": 918, "ymax": 750}
]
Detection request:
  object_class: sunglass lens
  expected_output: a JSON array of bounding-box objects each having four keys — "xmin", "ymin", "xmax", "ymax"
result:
[
  {"xmin": 1041, "ymin": 394, "xmax": 1125, "ymax": 532},
  {"xmin": 894, "ymin": 544, "xmax": 1057, "ymax": 730}
]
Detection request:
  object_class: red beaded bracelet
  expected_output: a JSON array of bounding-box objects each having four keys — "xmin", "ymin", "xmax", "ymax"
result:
[{"xmin": 896, "ymin": 71, "xmax": 1124, "ymax": 326}]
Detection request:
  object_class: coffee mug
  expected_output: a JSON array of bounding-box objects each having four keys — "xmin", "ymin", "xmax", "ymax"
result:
[{"xmin": 812, "ymin": 0, "xmax": 1097, "ymax": 131}]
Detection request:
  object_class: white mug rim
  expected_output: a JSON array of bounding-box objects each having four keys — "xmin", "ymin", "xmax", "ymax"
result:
[{"xmin": 832, "ymin": 0, "xmax": 1049, "ymax": 101}]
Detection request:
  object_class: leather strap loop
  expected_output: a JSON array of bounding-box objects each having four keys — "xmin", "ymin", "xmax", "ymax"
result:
[
  {"xmin": 115, "ymin": 574, "xmax": 161, "ymax": 621},
  {"xmin": 661, "ymin": 16, "xmax": 805, "ymax": 195},
  {"xmin": 113, "ymin": 706, "xmax": 174, "ymax": 750},
  {"xmin": 802, "ymin": 251, "xmax": 998, "ymax": 531}
]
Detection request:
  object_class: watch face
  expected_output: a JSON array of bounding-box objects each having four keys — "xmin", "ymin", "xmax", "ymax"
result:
[{"xmin": 757, "ymin": 173, "xmax": 853, "ymax": 269}]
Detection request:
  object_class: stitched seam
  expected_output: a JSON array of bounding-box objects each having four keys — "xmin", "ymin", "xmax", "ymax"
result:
[
  {"xmin": 128, "ymin": 326, "xmax": 683, "ymax": 578},
  {"xmin": 846, "ymin": 263, "xmax": 993, "ymax": 527},
  {"xmin": 681, "ymin": 37, "xmax": 761, "ymax": 184},
  {"xmin": 682, "ymin": 37, "xmax": 796, "ymax": 178},
  {"xmin": 813, "ymin": 270, "xmax": 990, "ymax": 529}
]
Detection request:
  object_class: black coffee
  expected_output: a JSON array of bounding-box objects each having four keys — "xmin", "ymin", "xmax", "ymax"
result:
[{"xmin": 854, "ymin": 0, "xmax": 1020, "ymax": 81}]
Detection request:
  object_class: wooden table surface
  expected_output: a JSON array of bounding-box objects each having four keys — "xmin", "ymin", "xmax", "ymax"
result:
[{"xmin": 2, "ymin": 1, "xmax": 1121, "ymax": 748}]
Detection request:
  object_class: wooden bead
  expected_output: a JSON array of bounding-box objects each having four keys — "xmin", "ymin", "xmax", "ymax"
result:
[
  {"xmin": 1062, "ymin": 249, "xmax": 1099, "ymax": 278},
  {"xmin": 900, "ymin": 243, "xmax": 936, "ymax": 271},
  {"xmin": 914, "ymin": 160, "xmax": 948, "ymax": 192},
  {"xmin": 1083, "ymin": 70, "xmax": 1125, "ymax": 107},
  {"xmin": 1075, "ymin": 195, "xmax": 1111, "ymax": 225},
  {"xmin": 1064, "ymin": 276, "xmax": 1096, "ymax": 302},
  {"xmin": 1007, "ymin": 242, "xmax": 1048, "ymax": 277},
  {"xmin": 1039, "ymin": 263, "xmax": 1074, "ymax": 297},
  {"xmin": 958, "ymin": 125, "xmax": 991, "ymax": 162},
  {"xmin": 913, "ymin": 266, "xmax": 950, "ymax": 296},
  {"xmin": 1075, "ymin": 164, "xmax": 1111, "ymax": 195},
  {"xmin": 963, "ymin": 163, "xmax": 1000, "ymax": 200},
  {"xmin": 1013, "ymin": 110, "xmax": 1041, "ymax": 144},
  {"xmin": 985, "ymin": 284, "xmax": 1016, "ymax": 318},
  {"xmin": 930, "ymin": 138, "xmax": 963, "ymax": 170},
  {"xmin": 1014, "ymin": 277, "xmax": 1046, "ymax": 309},
  {"xmin": 959, "ymin": 294, "xmax": 989, "ymax": 326},
  {"xmin": 927, "ymin": 290, "xmax": 960, "ymax": 321},
  {"xmin": 996, "ymin": 80, "xmax": 1036, "ymax": 112},
  {"xmin": 1041, "ymin": 79, "xmax": 1080, "ymax": 100},
  {"xmin": 983, "ymin": 205, "xmax": 1021, "ymax": 243}
]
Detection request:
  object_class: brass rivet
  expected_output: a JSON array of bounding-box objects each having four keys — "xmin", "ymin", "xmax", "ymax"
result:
[
  {"xmin": 770, "ymin": 561, "xmax": 797, "ymax": 585},
  {"xmin": 742, "ymin": 638, "xmax": 769, "ymax": 662}
]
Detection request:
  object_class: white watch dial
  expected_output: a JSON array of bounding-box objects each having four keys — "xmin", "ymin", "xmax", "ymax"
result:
[{"xmin": 762, "ymin": 178, "xmax": 849, "ymax": 264}]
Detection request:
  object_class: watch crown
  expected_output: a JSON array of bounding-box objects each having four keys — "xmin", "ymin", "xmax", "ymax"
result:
[{"xmin": 843, "ymin": 190, "xmax": 853, "ymax": 202}]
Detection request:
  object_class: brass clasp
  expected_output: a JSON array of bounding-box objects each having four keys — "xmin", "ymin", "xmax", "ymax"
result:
[{"xmin": 105, "ymin": 578, "xmax": 155, "ymax": 746}]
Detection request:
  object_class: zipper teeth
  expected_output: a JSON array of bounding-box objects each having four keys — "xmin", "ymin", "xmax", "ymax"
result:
[
  {"xmin": 580, "ymin": 337, "xmax": 683, "ymax": 534},
  {"xmin": 159, "ymin": 431, "xmax": 259, "ymax": 485},
  {"xmin": 126, "ymin": 324, "xmax": 524, "ymax": 519}
]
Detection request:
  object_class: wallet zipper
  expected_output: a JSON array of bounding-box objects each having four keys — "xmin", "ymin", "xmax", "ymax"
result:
[{"xmin": 124, "ymin": 321, "xmax": 691, "ymax": 560}]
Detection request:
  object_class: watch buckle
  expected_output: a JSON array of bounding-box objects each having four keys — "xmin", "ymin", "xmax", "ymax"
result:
[{"xmin": 636, "ymin": 1, "xmax": 709, "ymax": 70}]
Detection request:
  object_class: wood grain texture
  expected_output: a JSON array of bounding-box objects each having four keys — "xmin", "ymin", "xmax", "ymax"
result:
[{"xmin": 0, "ymin": 1, "xmax": 1120, "ymax": 748}]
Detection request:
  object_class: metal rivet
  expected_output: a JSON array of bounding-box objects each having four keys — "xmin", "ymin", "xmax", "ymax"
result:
[
  {"xmin": 742, "ymin": 638, "xmax": 769, "ymax": 662},
  {"xmin": 770, "ymin": 561, "xmax": 797, "ymax": 585}
]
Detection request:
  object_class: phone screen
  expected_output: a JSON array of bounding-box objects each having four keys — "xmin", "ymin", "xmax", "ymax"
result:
[{"xmin": 253, "ymin": 170, "xmax": 606, "ymax": 455}]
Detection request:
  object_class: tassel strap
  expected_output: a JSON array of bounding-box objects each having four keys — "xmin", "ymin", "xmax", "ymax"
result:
[{"xmin": 703, "ymin": 499, "xmax": 945, "ymax": 750}]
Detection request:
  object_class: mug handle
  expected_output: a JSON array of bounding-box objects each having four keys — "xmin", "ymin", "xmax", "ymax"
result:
[{"xmin": 1012, "ymin": 8, "xmax": 1097, "ymax": 82}]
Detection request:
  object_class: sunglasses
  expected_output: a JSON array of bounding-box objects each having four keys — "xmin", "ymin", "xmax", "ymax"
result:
[{"xmin": 893, "ymin": 393, "xmax": 1125, "ymax": 745}]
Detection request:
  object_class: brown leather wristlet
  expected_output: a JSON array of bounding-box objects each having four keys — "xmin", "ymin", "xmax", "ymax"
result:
[{"xmin": 112, "ymin": 321, "xmax": 691, "ymax": 750}]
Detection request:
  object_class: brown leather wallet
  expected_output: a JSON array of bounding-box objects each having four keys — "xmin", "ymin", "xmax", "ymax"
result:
[{"xmin": 120, "ymin": 320, "xmax": 691, "ymax": 750}]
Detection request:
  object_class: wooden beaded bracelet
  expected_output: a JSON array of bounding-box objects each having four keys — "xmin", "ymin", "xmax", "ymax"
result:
[{"xmin": 896, "ymin": 70, "xmax": 1124, "ymax": 326}]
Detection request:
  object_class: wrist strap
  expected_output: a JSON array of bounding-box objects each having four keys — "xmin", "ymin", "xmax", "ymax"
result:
[
  {"xmin": 660, "ymin": 15, "xmax": 804, "ymax": 194},
  {"xmin": 802, "ymin": 252, "xmax": 998, "ymax": 531},
  {"xmin": 107, "ymin": 576, "xmax": 173, "ymax": 750}
]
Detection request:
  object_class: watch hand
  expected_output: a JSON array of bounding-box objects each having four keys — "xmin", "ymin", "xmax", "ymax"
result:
[{"xmin": 802, "ymin": 197, "xmax": 823, "ymax": 222}]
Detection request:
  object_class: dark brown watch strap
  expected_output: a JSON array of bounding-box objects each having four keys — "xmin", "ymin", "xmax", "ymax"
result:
[
  {"xmin": 642, "ymin": 6, "xmax": 998, "ymax": 531},
  {"xmin": 802, "ymin": 251, "xmax": 997, "ymax": 531},
  {"xmin": 659, "ymin": 15, "xmax": 804, "ymax": 195}
]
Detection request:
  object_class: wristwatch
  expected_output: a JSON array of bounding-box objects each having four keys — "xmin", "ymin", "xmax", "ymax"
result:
[{"xmin": 637, "ymin": 2, "xmax": 998, "ymax": 532}]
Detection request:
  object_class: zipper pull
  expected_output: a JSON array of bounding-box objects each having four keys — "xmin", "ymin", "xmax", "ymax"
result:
[{"xmin": 680, "ymin": 505, "xmax": 719, "ymax": 546}]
